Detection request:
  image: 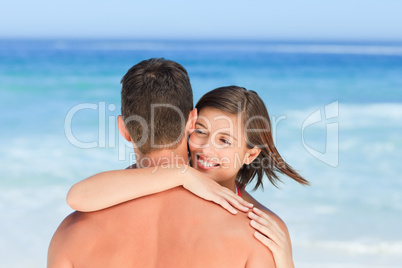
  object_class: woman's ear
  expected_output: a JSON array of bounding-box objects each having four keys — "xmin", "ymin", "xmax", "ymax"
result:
[
  {"xmin": 117, "ymin": 115, "xmax": 132, "ymax": 142},
  {"xmin": 186, "ymin": 108, "xmax": 198, "ymax": 135},
  {"xmin": 244, "ymin": 147, "xmax": 261, "ymax": 165}
]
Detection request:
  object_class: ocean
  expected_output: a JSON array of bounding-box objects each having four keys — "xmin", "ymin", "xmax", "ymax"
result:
[{"xmin": 1, "ymin": 39, "xmax": 401, "ymax": 267}]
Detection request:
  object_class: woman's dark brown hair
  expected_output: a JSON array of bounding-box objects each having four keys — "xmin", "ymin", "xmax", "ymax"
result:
[{"xmin": 195, "ymin": 86, "xmax": 309, "ymax": 190}]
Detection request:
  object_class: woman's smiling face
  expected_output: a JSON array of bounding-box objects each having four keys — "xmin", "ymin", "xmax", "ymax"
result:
[{"xmin": 188, "ymin": 107, "xmax": 258, "ymax": 189}]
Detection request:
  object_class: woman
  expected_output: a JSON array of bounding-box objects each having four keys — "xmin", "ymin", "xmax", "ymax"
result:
[{"xmin": 67, "ymin": 86, "xmax": 309, "ymax": 268}]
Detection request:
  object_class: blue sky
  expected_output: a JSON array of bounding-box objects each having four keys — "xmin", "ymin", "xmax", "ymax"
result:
[{"xmin": 1, "ymin": 0, "xmax": 401, "ymax": 40}]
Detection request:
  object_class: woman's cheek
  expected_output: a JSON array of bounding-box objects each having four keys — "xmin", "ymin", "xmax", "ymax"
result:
[
  {"xmin": 226, "ymin": 151, "xmax": 246, "ymax": 171},
  {"xmin": 188, "ymin": 134, "xmax": 202, "ymax": 150},
  {"xmin": 188, "ymin": 137, "xmax": 196, "ymax": 151}
]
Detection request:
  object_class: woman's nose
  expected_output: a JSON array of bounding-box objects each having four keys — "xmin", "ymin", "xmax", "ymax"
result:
[{"xmin": 201, "ymin": 140, "xmax": 215, "ymax": 156}]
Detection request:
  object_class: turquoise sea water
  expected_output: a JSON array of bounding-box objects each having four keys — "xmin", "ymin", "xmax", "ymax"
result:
[{"xmin": 1, "ymin": 40, "xmax": 402, "ymax": 267}]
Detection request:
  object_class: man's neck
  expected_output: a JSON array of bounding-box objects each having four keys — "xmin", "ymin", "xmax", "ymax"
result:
[{"xmin": 135, "ymin": 149, "xmax": 189, "ymax": 169}]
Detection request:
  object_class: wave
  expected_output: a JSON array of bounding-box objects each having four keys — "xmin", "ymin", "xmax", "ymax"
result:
[
  {"xmin": 257, "ymin": 44, "xmax": 402, "ymax": 56},
  {"xmin": 296, "ymin": 240, "xmax": 402, "ymax": 255},
  {"xmin": 45, "ymin": 40, "xmax": 402, "ymax": 56},
  {"xmin": 295, "ymin": 262, "xmax": 401, "ymax": 268},
  {"xmin": 280, "ymin": 102, "xmax": 402, "ymax": 129}
]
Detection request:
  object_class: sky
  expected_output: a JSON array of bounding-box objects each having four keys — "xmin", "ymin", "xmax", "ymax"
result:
[{"xmin": 1, "ymin": 0, "xmax": 402, "ymax": 41}]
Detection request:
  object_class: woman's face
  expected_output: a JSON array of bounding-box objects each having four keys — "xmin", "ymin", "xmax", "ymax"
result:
[{"xmin": 188, "ymin": 107, "xmax": 258, "ymax": 189}]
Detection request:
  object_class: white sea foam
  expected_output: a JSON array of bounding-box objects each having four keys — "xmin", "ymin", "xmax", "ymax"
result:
[
  {"xmin": 260, "ymin": 44, "xmax": 402, "ymax": 56},
  {"xmin": 269, "ymin": 102, "xmax": 402, "ymax": 170},
  {"xmin": 295, "ymin": 262, "xmax": 402, "ymax": 268},
  {"xmin": 295, "ymin": 240, "xmax": 402, "ymax": 255},
  {"xmin": 0, "ymin": 186, "xmax": 72, "ymax": 268},
  {"xmin": 49, "ymin": 40, "xmax": 402, "ymax": 56},
  {"xmin": 279, "ymin": 103, "xmax": 402, "ymax": 129}
]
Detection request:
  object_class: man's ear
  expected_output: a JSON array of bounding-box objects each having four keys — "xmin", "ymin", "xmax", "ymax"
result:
[
  {"xmin": 186, "ymin": 108, "xmax": 198, "ymax": 135},
  {"xmin": 117, "ymin": 115, "xmax": 131, "ymax": 142},
  {"xmin": 244, "ymin": 147, "xmax": 261, "ymax": 165}
]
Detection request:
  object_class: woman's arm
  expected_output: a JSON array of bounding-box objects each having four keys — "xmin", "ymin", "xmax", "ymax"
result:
[{"xmin": 67, "ymin": 165, "xmax": 252, "ymax": 213}]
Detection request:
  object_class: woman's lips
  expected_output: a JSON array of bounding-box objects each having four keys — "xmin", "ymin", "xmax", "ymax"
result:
[{"xmin": 196, "ymin": 155, "xmax": 220, "ymax": 170}]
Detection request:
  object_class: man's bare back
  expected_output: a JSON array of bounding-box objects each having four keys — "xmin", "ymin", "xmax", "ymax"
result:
[{"xmin": 48, "ymin": 187, "xmax": 274, "ymax": 267}]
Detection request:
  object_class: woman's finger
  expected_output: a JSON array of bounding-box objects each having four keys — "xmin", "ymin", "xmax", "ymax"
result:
[
  {"xmin": 218, "ymin": 190, "xmax": 251, "ymax": 212},
  {"xmin": 248, "ymin": 211, "xmax": 287, "ymax": 248},
  {"xmin": 249, "ymin": 219, "xmax": 279, "ymax": 245},
  {"xmin": 250, "ymin": 208, "xmax": 295, "ymax": 268},
  {"xmin": 251, "ymin": 208, "xmax": 286, "ymax": 240},
  {"xmin": 221, "ymin": 187, "xmax": 254, "ymax": 208},
  {"xmin": 252, "ymin": 207, "xmax": 284, "ymax": 235},
  {"xmin": 254, "ymin": 229, "xmax": 294, "ymax": 268},
  {"xmin": 254, "ymin": 231, "xmax": 279, "ymax": 252},
  {"xmin": 211, "ymin": 196, "xmax": 238, "ymax": 214},
  {"xmin": 248, "ymin": 211, "xmax": 276, "ymax": 233}
]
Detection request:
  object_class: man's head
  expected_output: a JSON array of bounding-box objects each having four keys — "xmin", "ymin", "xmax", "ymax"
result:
[{"xmin": 118, "ymin": 58, "xmax": 195, "ymax": 155}]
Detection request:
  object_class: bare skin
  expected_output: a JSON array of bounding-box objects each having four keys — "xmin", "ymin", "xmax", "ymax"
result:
[
  {"xmin": 65, "ymin": 108, "xmax": 296, "ymax": 267},
  {"xmin": 48, "ymin": 187, "xmax": 274, "ymax": 268},
  {"xmin": 241, "ymin": 191, "xmax": 294, "ymax": 268},
  {"xmin": 48, "ymin": 111, "xmax": 275, "ymax": 267}
]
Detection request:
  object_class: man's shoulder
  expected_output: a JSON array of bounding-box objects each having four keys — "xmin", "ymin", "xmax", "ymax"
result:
[
  {"xmin": 51, "ymin": 211, "xmax": 90, "ymax": 242},
  {"xmin": 48, "ymin": 211, "xmax": 84, "ymax": 267}
]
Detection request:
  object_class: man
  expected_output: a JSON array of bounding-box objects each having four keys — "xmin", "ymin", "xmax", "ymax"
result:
[{"xmin": 48, "ymin": 58, "xmax": 274, "ymax": 267}]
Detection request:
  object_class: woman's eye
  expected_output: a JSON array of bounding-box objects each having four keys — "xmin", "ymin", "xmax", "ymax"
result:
[
  {"xmin": 220, "ymin": 139, "xmax": 231, "ymax": 145},
  {"xmin": 195, "ymin": 129, "xmax": 206, "ymax": 135}
]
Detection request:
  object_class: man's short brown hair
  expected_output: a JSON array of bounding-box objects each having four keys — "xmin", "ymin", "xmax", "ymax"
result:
[{"xmin": 121, "ymin": 58, "xmax": 193, "ymax": 155}]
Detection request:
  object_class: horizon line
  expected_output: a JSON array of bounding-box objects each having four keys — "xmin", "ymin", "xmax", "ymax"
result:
[{"xmin": 1, "ymin": 37, "xmax": 402, "ymax": 43}]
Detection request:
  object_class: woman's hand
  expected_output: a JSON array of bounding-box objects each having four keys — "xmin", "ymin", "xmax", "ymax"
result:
[
  {"xmin": 248, "ymin": 207, "xmax": 294, "ymax": 268},
  {"xmin": 182, "ymin": 168, "xmax": 253, "ymax": 214}
]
